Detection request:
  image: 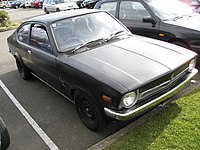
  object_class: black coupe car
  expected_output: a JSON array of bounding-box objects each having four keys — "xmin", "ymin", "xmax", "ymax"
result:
[
  {"xmin": 7, "ymin": 9, "xmax": 198, "ymax": 131},
  {"xmin": 94, "ymin": 0, "xmax": 200, "ymax": 63}
]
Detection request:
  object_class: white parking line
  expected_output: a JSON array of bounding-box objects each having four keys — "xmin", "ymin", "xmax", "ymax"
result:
[{"xmin": 0, "ymin": 80, "xmax": 60, "ymax": 150}]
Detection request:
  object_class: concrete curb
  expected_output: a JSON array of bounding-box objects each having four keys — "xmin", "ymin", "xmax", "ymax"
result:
[{"xmin": 87, "ymin": 78, "xmax": 200, "ymax": 150}]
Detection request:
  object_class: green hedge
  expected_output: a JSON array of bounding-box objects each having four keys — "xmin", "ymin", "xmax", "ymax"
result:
[{"xmin": 0, "ymin": 11, "xmax": 11, "ymax": 27}]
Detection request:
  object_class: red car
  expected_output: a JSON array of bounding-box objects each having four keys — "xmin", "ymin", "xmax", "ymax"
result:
[{"xmin": 33, "ymin": 0, "xmax": 43, "ymax": 8}]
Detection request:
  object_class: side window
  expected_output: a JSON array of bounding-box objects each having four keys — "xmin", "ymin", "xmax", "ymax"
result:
[
  {"xmin": 30, "ymin": 24, "xmax": 52, "ymax": 53},
  {"xmin": 46, "ymin": 0, "xmax": 51, "ymax": 4},
  {"xmin": 17, "ymin": 24, "xmax": 30, "ymax": 44},
  {"xmin": 98, "ymin": 2, "xmax": 117, "ymax": 16},
  {"xmin": 119, "ymin": 1, "xmax": 151, "ymax": 21}
]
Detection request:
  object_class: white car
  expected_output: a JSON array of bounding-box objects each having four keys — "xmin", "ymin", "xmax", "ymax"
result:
[
  {"xmin": 43, "ymin": 0, "xmax": 78, "ymax": 14},
  {"xmin": 24, "ymin": 0, "xmax": 33, "ymax": 7},
  {"xmin": 0, "ymin": 0, "xmax": 11, "ymax": 9}
]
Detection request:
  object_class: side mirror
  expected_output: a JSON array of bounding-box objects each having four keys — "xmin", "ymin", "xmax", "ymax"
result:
[{"xmin": 142, "ymin": 16, "xmax": 156, "ymax": 25}]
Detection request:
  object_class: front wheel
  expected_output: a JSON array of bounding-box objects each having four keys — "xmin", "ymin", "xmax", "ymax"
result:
[
  {"xmin": 44, "ymin": 8, "xmax": 49, "ymax": 14},
  {"xmin": 56, "ymin": 8, "xmax": 60, "ymax": 12},
  {"xmin": 0, "ymin": 118, "xmax": 10, "ymax": 150},
  {"xmin": 75, "ymin": 91, "xmax": 107, "ymax": 131},
  {"xmin": 16, "ymin": 59, "xmax": 31, "ymax": 80}
]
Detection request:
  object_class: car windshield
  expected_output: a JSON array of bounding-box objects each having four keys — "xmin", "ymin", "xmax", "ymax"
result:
[
  {"xmin": 52, "ymin": 12, "xmax": 128, "ymax": 52},
  {"xmin": 147, "ymin": 0, "xmax": 195, "ymax": 21}
]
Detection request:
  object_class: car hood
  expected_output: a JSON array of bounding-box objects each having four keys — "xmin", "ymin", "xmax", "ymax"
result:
[
  {"xmin": 164, "ymin": 14, "xmax": 200, "ymax": 31},
  {"xmin": 69, "ymin": 36, "xmax": 196, "ymax": 91}
]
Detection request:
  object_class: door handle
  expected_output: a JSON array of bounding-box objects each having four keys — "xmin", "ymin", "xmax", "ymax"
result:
[{"xmin": 27, "ymin": 50, "xmax": 32, "ymax": 55}]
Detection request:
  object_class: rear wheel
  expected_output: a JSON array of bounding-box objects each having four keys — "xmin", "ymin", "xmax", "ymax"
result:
[
  {"xmin": 3, "ymin": 6, "xmax": 6, "ymax": 9},
  {"xmin": 75, "ymin": 91, "xmax": 107, "ymax": 131},
  {"xmin": 0, "ymin": 118, "xmax": 10, "ymax": 150},
  {"xmin": 16, "ymin": 59, "xmax": 31, "ymax": 80},
  {"xmin": 44, "ymin": 7, "xmax": 49, "ymax": 14}
]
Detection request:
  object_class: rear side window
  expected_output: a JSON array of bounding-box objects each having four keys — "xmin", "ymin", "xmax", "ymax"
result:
[
  {"xmin": 98, "ymin": 2, "xmax": 117, "ymax": 16},
  {"xmin": 17, "ymin": 24, "xmax": 30, "ymax": 44},
  {"xmin": 30, "ymin": 24, "xmax": 52, "ymax": 53}
]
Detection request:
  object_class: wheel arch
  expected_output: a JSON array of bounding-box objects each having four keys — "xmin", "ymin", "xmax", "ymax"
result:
[{"xmin": 69, "ymin": 87, "xmax": 96, "ymax": 102}]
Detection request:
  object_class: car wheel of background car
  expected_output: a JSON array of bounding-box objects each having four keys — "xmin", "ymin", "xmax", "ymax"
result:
[
  {"xmin": 16, "ymin": 59, "xmax": 31, "ymax": 80},
  {"xmin": 0, "ymin": 118, "xmax": 10, "ymax": 150},
  {"xmin": 56, "ymin": 8, "xmax": 60, "ymax": 12},
  {"xmin": 2, "ymin": 6, "xmax": 6, "ymax": 9},
  {"xmin": 74, "ymin": 91, "xmax": 107, "ymax": 131},
  {"xmin": 172, "ymin": 41, "xmax": 190, "ymax": 49},
  {"xmin": 44, "ymin": 8, "xmax": 49, "ymax": 14},
  {"xmin": 15, "ymin": 5, "xmax": 18, "ymax": 9}
]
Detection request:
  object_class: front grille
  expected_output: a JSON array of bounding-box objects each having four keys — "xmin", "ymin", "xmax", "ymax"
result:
[{"xmin": 137, "ymin": 64, "xmax": 189, "ymax": 105}]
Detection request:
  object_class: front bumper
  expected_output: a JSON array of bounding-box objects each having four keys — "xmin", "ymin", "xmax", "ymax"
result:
[{"xmin": 104, "ymin": 68, "xmax": 198, "ymax": 121}]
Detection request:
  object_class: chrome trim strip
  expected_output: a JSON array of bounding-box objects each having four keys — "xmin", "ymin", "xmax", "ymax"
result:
[
  {"xmin": 173, "ymin": 67, "xmax": 189, "ymax": 81},
  {"xmin": 32, "ymin": 73, "xmax": 75, "ymax": 104},
  {"xmin": 104, "ymin": 68, "xmax": 198, "ymax": 121},
  {"xmin": 140, "ymin": 80, "xmax": 170, "ymax": 99}
]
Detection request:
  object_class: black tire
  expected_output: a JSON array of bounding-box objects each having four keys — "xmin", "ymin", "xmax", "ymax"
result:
[
  {"xmin": 0, "ymin": 118, "xmax": 10, "ymax": 150},
  {"xmin": 74, "ymin": 91, "xmax": 107, "ymax": 131},
  {"xmin": 56, "ymin": 8, "xmax": 60, "ymax": 12},
  {"xmin": 44, "ymin": 8, "xmax": 49, "ymax": 14},
  {"xmin": 172, "ymin": 41, "xmax": 189, "ymax": 49},
  {"xmin": 16, "ymin": 59, "xmax": 31, "ymax": 80},
  {"xmin": 3, "ymin": 6, "xmax": 6, "ymax": 9}
]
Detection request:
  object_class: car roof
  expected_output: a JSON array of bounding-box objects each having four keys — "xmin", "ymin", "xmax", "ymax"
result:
[{"xmin": 27, "ymin": 9, "xmax": 103, "ymax": 24}]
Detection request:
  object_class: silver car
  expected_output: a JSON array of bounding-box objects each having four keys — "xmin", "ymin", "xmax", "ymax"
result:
[{"xmin": 43, "ymin": 0, "xmax": 78, "ymax": 14}]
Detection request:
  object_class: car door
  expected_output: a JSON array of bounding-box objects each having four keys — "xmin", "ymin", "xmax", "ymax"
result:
[
  {"xmin": 27, "ymin": 23, "xmax": 60, "ymax": 89},
  {"xmin": 46, "ymin": 0, "xmax": 54, "ymax": 12},
  {"xmin": 117, "ymin": 0, "xmax": 160, "ymax": 39}
]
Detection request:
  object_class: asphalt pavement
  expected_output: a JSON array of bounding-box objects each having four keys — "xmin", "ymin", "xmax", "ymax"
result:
[{"xmin": 5, "ymin": 8, "xmax": 44, "ymax": 22}]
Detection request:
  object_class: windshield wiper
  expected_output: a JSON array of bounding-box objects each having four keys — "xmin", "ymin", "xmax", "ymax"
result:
[
  {"xmin": 72, "ymin": 38, "xmax": 106, "ymax": 53},
  {"xmin": 106, "ymin": 30, "xmax": 125, "ymax": 41},
  {"xmin": 71, "ymin": 31, "xmax": 125, "ymax": 54}
]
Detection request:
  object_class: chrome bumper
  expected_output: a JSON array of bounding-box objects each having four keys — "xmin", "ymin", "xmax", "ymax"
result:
[{"xmin": 104, "ymin": 68, "xmax": 198, "ymax": 121}]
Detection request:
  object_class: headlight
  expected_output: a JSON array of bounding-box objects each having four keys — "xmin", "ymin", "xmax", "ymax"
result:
[
  {"xmin": 120, "ymin": 91, "xmax": 138, "ymax": 108},
  {"xmin": 189, "ymin": 58, "xmax": 196, "ymax": 72}
]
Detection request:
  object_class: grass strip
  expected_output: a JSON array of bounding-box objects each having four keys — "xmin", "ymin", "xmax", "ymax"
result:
[{"xmin": 106, "ymin": 87, "xmax": 200, "ymax": 150}]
